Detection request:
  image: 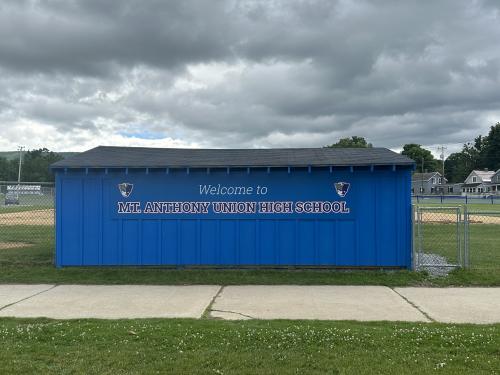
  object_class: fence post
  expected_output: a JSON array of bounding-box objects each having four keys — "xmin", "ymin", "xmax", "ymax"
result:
[
  {"xmin": 412, "ymin": 205, "xmax": 416, "ymax": 270},
  {"xmin": 463, "ymin": 205, "xmax": 469, "ymax": 269},
  {"xmin": 417, "ymin": 206, "xmax": 423, "ymax": 270}
]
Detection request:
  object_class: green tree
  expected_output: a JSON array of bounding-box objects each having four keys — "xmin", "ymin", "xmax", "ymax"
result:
[
  {"xmin": 444, "ymin": 152, "xmax": 471, "ymax": 183},
  {"xmin": 326, "ymin": 136, "xmax": 372, "ymax": 148},
  {"xmin": 0, "ymin": 156, "xmax": 18, "ymax": 181},
  {"xmin": 21, "ymin": 148, "xmax": 64, "ymax": 182},
  {"xmin": 401, "ymin": 144, "xmax": 438, "ymax": 173},
  {"xmin": 481, "ymin": 123, "xmax": 500, "ymax": 171}
]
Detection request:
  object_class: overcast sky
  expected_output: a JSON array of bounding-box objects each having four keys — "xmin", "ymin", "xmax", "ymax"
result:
[{"xmin": 0, "ymin": 0, "xmax": 499, "ymax": 156}]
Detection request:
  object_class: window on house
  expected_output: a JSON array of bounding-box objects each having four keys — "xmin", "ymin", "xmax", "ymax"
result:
[
  {"xmin": 462, "ymin": 188, "xmax": 466, "ymax": 193},
  {"xmin": 419, "ymin": 187, "xmax": 424, "ymax": 193},
  {"xmin": 432, "ymin": 177, "xmax": 436, "ymax": 184},
  {"xmin": 472, "ymin": 176, "xmax": 477, "ymax": 182},
  {"xmin": 473, "ymin": 188, "xmax": 476, "ymax": 193},
  {"xmin": 439, "ymin": 177, "xmax": 442, "ymax": 184},
  {"xmin": 448, "ymin": 187, "xmax": 453, "ymax": 193}
]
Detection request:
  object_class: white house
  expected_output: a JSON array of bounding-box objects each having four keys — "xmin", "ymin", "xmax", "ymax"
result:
[
  {"xmin": 462, "ymin": 169, "xmax": 496, "ymax": 195},
  {"xmin": 490, "ymin": 169, "xmax": 500, "ymax": 194}
]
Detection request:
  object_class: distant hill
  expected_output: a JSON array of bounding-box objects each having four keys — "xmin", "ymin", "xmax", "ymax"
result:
[{"xmin": 0, "ymin": 151, "xmax": 78, "ymax": 160}]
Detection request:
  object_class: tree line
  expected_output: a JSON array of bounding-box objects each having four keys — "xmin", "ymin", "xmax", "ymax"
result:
[
  {"xmin": 0, "ymin": 148, "xmax": 63, "ymax": 182},
  {"xmin": 327, "ymin": 122, "xmax": 500, "ymax": 183},
  {"xmin": 1, "ymin": 124, "xmax": 498, "ymax": 183}
]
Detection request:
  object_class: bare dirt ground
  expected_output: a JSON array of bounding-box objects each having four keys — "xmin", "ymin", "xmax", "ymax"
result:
[
  {"xmin": 0, "ymin": 209, "xmax": 54, "ymax": 226},
  {"xmin": 0, "ymin": 242, "xmax": 32, "ymax": 250},
  {"xmin": 417, "ymin": 212, "xmax": 500, "ymax": 224}
]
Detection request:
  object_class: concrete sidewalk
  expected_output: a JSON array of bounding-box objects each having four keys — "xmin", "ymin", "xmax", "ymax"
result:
[{"xmin": 0, "ymin": 285, "xmax": 499, "ymax": 323}]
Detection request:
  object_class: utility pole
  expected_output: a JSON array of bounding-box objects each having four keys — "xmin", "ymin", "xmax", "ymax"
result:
[
  {"xmin": 17, "ymin": 146, "xmax": 25, "ymax": 185},
  {"xmin": 437, "ymin": 145, "xmax": 447, "ymax": 181}
]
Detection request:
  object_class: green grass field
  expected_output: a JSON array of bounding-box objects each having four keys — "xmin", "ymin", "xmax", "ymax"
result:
[
  {"xmin": 419, "ymin": 223, "xmax": 500, "ymax": 268},
  {"xmin": 0, "ymin": 222, "xmax": 498, "ymax": 285},
  {"xmin": 0, "ymin": 200, "xmax": 497, "ymax": 285},
  {"xmin": 0, "ymin": 318, "xmax": 498, "ymax": 374},
  {"xmin": 0, "ymin": 229, "xmax": 426, "ymax": 285}
]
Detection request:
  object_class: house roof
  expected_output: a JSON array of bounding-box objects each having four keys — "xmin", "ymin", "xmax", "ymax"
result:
[
  {"xmin": 411, "ymin": 172, "xmax": 444, "ymax": 182},
  {"xmin": 469, "ymin": 170, "xmax": 495, "ymax": 182},
  {"xmin": 51, "ymin": 146, "xmax": 415, "ymax": 169}
]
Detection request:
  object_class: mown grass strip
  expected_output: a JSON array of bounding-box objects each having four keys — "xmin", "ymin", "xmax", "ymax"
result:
[{"xmin": 0, "ymin": 318, "xmax": 498, "ymax": 374}]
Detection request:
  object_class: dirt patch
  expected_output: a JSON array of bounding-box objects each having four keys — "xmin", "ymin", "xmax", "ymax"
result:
[
  {"xmin": 0, "ymin": 209, "xmax": 54, "ymax": 226},
  {"xmin": 0, "ymin": 242, "xmax": 32, "ymax": 250},
  {"xmin": 416, "ymin": 212, "xmax": 500, "ymax": 224}
]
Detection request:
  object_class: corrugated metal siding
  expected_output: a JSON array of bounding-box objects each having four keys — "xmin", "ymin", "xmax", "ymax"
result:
[{"xmin": 55, "ymin": 167, "xmax": 412, "ymax": 268}]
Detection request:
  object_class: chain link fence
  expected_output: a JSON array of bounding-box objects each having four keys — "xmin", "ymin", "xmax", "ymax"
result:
[
  {"xmin": 414, "ymin": 206, "xmax": 464, "ymax": 275},
  {"xmin": 465, "ymin": 210, "xmax": 500, "ymax": 271},
  {"xmin": 414, "ymin": 205, "xmax": 500, "ymax": 274},
  {"xmin": 0, "ymin": 181, "xmax": 55, "ymax": 252}
]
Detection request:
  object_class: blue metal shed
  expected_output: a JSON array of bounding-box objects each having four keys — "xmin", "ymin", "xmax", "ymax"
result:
[{"xmin": 51, "ymin": 146, "xmax": 415, "ymax": 268}]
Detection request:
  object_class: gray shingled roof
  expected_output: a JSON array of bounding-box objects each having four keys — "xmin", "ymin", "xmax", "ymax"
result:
[{"xmin": 51, "ymin": 146, "xmax": 415, "ymax": 169}]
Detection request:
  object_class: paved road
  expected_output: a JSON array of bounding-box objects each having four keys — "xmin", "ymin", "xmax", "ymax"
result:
[{"xmin": 0, "ymin": 285, "xmax": 499, "ymax": 323}]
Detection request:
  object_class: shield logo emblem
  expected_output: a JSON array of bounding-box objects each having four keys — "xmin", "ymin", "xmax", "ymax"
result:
[
  {"xmin": 118, "ymin": 183, "xmax": 133, "ymax": 198},
  {"xmin": 334, "ymin": 182, "xmax": 350, "ymax": 197}
]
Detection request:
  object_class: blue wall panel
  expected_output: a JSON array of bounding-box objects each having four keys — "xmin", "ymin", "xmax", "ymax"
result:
[
  {"xmin": 336, "ymin": 221, "xmax": 356, "ymax": 266},
  {"xmin": 219, "ymin": 220, "xmax": 237, "ymax": 265},
  {"xmin": 142, "ymin": 220, "xmax": 160, "ymax": 265},
  {"xmin": 122, "ymin": 220, "xmax": 139, "ymax": 265},
  {"xmin": 317, "ymin": 221, "xmax": 335, "ymax": 265},
  {"xmin": 200, "ymin": 220, "xmax": 218, "ymax": 264},
  {"xmin": 55, "ymin": 166, "xmax": 413, "ymax": 268},
  {"xmin": 161, "ymin": 220, "xmax": 178, "ymax": 264},
  {"xmin": 239, "ymin": 220, "xmax": 256, "ymax": 264},
  {"xmin": 82, "ymin": 179, "xmax": 100, "ymax": 265},
  {"xmin": 60, "ymin": 179, "xmax": 81, "ymax": 266},
  {"xmin": 356, "ymin": 176, "xmax": 376, "ymax": 266},
  {"xmin": 258, "ymin": 220, "xmax": 276, "ymax": 265},
  {"xmin": 297, "ymin": 220, "xmax": 315, "ymax": 265},
  {"xmin": 375, "ymin": 173, "xmax": 397, "ymax": 266},
  {"xmin": 180, "ymin": 220, "xmax": 197, "ymax": 265},
  {"xmin": 277, "ymin": 220, "xmax": 295, "ymax": 265}
]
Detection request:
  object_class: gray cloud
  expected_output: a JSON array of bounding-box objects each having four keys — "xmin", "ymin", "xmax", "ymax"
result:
[{"xmin": 0, "ymin": 0, "xmax": 499, "ymax": 154}]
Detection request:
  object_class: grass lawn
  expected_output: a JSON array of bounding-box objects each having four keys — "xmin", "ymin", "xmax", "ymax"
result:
[
  {"xmin": 0, "ymin": 224, "xmax": 498, "ymax": 285},
  {"xmin": 1, "ymin": 194, "xmax": 499, "ymax": 286},
  {"xmin": 0, "ymin": 318, "xmax": 498, "ymax": 374},
  {"xmin": 419, "ymin": 223, "xmax": 499, "ymax": 269}
]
